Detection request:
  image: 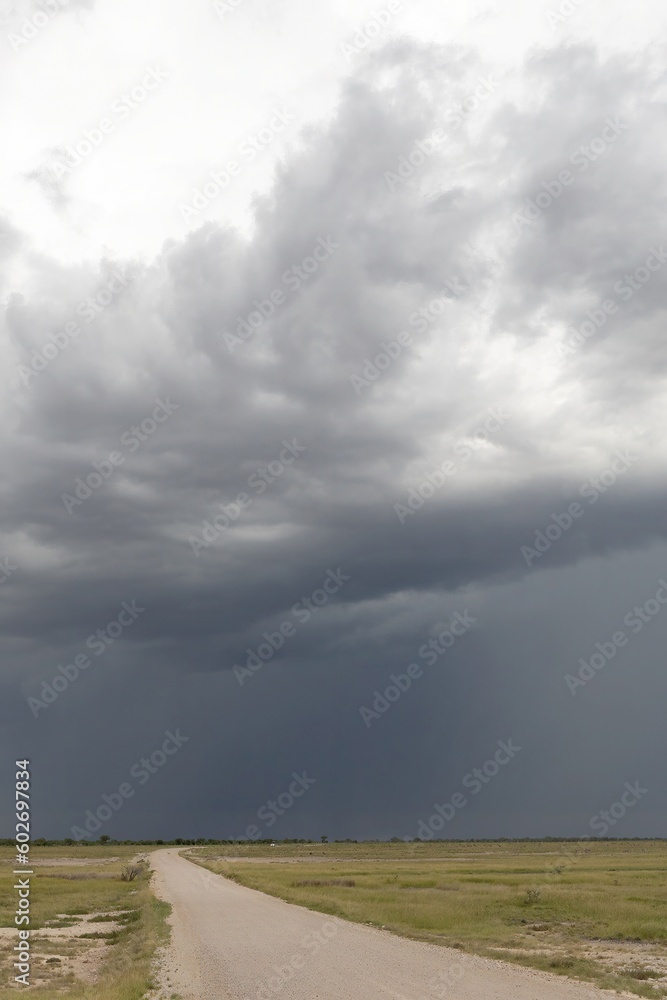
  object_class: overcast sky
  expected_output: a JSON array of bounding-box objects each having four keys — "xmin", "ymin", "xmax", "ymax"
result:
[{"xmin": 1, "ymin": 0, "xmax": 667, "ymax": 841}]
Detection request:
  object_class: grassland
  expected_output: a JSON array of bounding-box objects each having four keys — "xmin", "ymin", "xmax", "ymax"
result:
[
  {"xmin": 186, "ymin": 839, "xmax": 667, "ymax": 998},
  {"xmin": 0, "ymin": 846, "xmax": 170, "ymax": 999}
]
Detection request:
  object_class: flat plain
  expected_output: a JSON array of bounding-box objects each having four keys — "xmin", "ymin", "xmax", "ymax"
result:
[
  {"xmin": 2, "ymin": 841, "xmax": 666, "ymax": 997},
  {"xmin": 0, "ymin": 845, "xmax": 169, "ymax": 999},
  {"xmin": 186, "ymin": 839, "xmax": 667, "ymax": 998}
]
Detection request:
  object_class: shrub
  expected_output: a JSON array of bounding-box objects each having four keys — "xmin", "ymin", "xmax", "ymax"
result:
[{"xmin": 120, "ymin": 861, "xmax": 147, "ymax": 882}]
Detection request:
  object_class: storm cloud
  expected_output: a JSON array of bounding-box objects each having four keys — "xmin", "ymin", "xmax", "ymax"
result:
[{"xmin": 1, "ymin": 24, "xmax": 666, "ymax": 840}]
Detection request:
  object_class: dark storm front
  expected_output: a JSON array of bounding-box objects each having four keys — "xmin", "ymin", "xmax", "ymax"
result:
[
  {"xmin": 70, "ymin": 730, "xmax": 190, "ymax": 840},
  {"xmin": 27, "ymin": 601, "xmax": 145, "ymax": 717},
  {"xmin": 239, "ymin": 771, "xmax": 318, "ymax": 842},
  {"xmin": 234, "ymin": 568, "xmax": 351, "ymax": 685}
]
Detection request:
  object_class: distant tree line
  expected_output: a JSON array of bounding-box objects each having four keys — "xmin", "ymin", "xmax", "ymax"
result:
[
  {"xmin": 0, "ymin": 836, "xmax": 664, "ymax": 846},
  {"xmin": 0, "ymin": 837, "xmax": 322, "ymax": 846}
]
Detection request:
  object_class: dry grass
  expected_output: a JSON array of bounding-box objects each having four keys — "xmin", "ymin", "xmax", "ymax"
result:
[
  {"xmin": 0, "ymin": 847, "xmax": 170, "ymax": 999},
  {"xmin": 186, "ymin": 839, "xmax": 667, "ymax": 998}
]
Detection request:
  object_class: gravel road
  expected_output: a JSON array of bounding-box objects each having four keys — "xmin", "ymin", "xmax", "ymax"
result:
[{"xmin": 150, "ymin": 849, "xmax": 626, "ymax": 1000}]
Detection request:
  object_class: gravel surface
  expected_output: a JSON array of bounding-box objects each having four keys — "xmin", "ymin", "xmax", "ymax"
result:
[{"xmin": 150, "ymin": 849, "xmax": 628, "ymax": 1000}]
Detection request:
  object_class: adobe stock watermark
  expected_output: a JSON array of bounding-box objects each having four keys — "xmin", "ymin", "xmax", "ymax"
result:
[
  {"xmin": 533, "ymin": 789, "xmax": 647, "ymax": 899},
  {"xmin": 444, "ymin": 75, "xmax": 500, "ymax": 130},
  {"xmin": 546, "ymin": 0, "xmax": 587, "ymax": 29},
  {"xmin": 339, "ymin": 1, "xmax": 402, "ymax": 64},
  {"xmin": 350, "ymin": 278, "xmax": 472, "ymax": 395},
  {"xmin": 533, "ymin": 786, "xmax": 647, "ymax": 897},
  {"xmin": 234, "ymin": 568, "xmax": 350, "ymax": 685},
  {"xmin": 359, "ymin": 611, "xmax": 476, "ymax": 727},
  {"xmin": 70, "ymin": 729, "xmax": 189, "ymax": 840},
  {"xmin": 385, "ymin": 76, "xmax": 499, "ymax": 190},
  {"xmin": 212, "ymin": 0, "xmax": 246, "ymax": 19},
  {"xmin": 589, "ymin": 781, "xmax": 648, "ymax": 836},
  {"xmin": 16, "ymin": 269, "xmax": 134, "ymax": 387},
  {"xmin": 411, "ymin": 739, "xmax": 522, "ymax": 841},
  {"xmin": 414, "ymin": 964, "xmax": 467, "ymax": 1000},
  {"xmin": 555, "ymin": 246, "xmax": 667, "ymax": 360},
  {"xmin": 521, "ymin": 448, "xmax": 638, "ymax": 567},
  {"xmin": 240, "ymin": 771, "xmax": 317, "ymax": 841},
  {"xmin": 248, "ymin": 922, "xmax": 339, "ymax": 1000},
  {"xmin": 384, "ymin": 76, "xmax": 498, "ymax": 192},
  {"xmin": 565, "ymin": 579, "xmax": 667, "ymax": 695},
  {"xmin": 513, "ymin": 117, "xmax": 628, "ymax": 233},
  {"xmin": 48, "ymin": 67, "xmax": 168, "ymax": 179},
  {"xmin": 0, "ymin": 557, "xmax": 18, "ymax": 584},
  {"xmin": 7, "ymin": 0, "xmax": 71, "ymax": 53},
  {"xmin": 189, "ymin": 438, "xmax": 306, "ymax": 555},
  {"xmin": 62, "ymin": 397, "xmax": 179, "ymax": 514},
  {"xmin": 223, "ymin": 237, "xmax": 341, "ymax": 352},
  {"xmin": 27, "ymin": 600, "xmax": 145, "ymax": 717},
  {"xmin": 180, "ymin": 108, "xmax": 295, "ymax": 223},
  {"xmin": 394, "ymin": 406, "xmax": 509, "ymax": 523}
]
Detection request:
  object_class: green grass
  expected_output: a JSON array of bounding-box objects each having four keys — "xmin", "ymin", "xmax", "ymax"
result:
[
  {"xmin": 0, "ymin": 847, "xmax": 170, "ymax": 999},
  {"xmin": 185, "ymin": 840, "xmax": 667, "ymax": 998}
]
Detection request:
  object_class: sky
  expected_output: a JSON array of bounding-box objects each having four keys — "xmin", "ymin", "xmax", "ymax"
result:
[{"xmin": 1, "ymin": 0, "xmax": 666, "ymax": 841}]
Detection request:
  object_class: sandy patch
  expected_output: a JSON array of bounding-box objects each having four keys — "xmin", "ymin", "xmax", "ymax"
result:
[
  {"xmin": 0, "ymin": 910, "xmax": 129, "ymax": 987},
  {"xmin": 584, "ymin": 940, "xmax": 667, "ymax": 989},
  {"xmin": 487, "ymin": 936, "xmax": 667, "ymax": 995}
]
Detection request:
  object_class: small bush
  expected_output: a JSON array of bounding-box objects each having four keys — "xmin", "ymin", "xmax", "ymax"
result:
[
  {"xmin": 120, "ymin": 864, "xmax": 146, "ymax": 882},
  {"xmin": 524, "ymin": 887, "xmax": 542, "ymax": 904}
]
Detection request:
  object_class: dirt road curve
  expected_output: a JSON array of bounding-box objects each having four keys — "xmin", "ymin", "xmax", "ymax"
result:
[{"xmin": 150, "ymin": 849, "xmax": 622, "ymax": 1000}]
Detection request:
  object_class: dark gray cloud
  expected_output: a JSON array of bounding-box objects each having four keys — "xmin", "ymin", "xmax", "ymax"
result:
[{"xmin": 1, "ymin": 37, "xmax": 666, "ymax": 839}]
